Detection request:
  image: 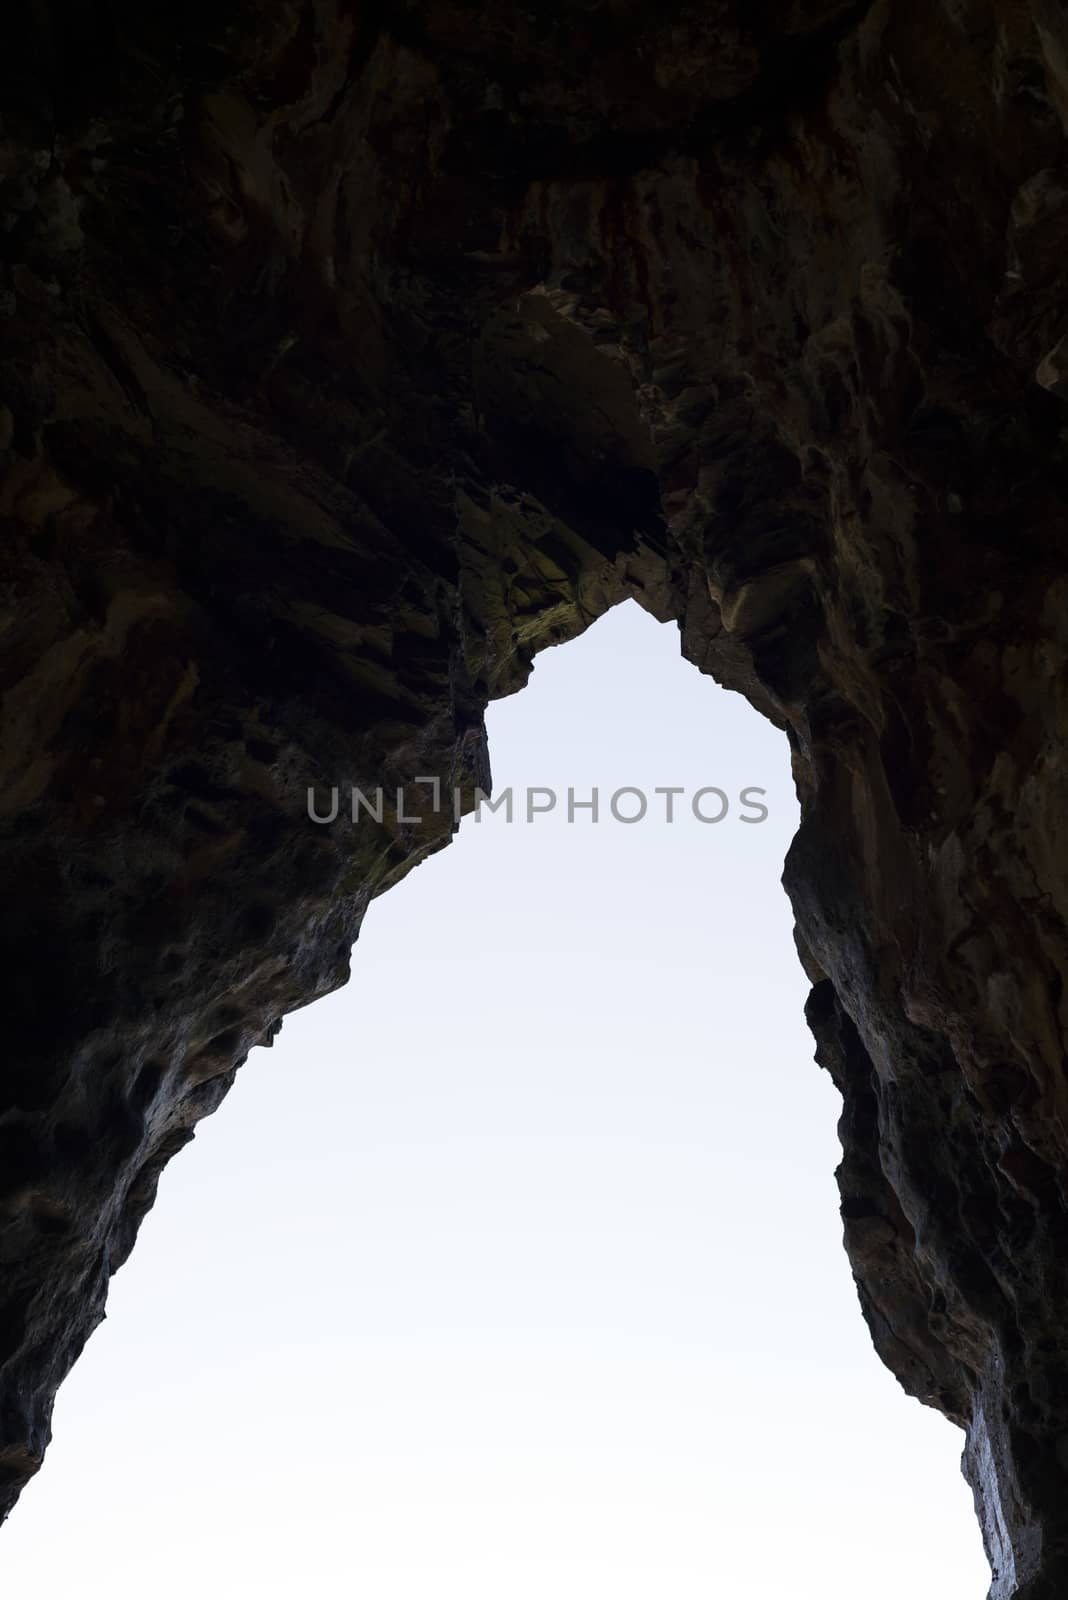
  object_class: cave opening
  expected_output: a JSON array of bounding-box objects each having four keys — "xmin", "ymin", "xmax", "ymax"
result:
[{"xmin": 1, "ymin": 602, "xmax": 988, "ymax": 1598}]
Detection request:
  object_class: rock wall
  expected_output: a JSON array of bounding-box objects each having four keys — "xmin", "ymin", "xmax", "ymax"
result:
[{"xmin": 2, "ymin": 4, "xmax": 1068, "ymax": 1593}]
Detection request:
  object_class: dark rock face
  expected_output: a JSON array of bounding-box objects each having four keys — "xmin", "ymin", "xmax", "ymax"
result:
[{"xmin": 2, "ymin": 3, "xmax": 1068, "ymax": 1591}]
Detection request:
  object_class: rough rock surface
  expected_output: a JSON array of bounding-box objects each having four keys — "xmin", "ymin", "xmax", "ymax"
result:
[{"xmin": 2, "ymin": 3, "xmax": 1068, "ymax": 1593}]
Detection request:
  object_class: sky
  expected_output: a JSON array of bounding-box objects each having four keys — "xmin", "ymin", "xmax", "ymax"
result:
[{"xmin": 2, "ymin": 600, "xmax": 990, "ymax": 1598}]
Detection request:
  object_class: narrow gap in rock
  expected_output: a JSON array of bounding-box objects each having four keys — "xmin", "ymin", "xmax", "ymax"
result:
[{"xmin": 1, "ymin": 603, "xmax": 988, "ymax": 1599}]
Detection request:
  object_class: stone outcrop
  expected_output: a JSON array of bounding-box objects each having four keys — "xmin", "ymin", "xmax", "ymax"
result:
[{"xmin": 2, "ymin": 4, "xmax": 1068, "ymax": 1593}]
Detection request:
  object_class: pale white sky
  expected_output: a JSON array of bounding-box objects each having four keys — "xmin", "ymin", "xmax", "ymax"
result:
[{"xmin": 2, "ymin": 601, "xmax": 989, "ymax": 1597}]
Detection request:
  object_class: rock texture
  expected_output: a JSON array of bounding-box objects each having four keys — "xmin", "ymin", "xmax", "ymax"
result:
[{"xmin": 2, "ymin": 3, "xmax": 1068, "ymax": 1592}]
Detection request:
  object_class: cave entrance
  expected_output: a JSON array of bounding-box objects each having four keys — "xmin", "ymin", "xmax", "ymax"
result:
[{"xmin": 1, "ymin": 602, "xmax": 987, "ymax": 1597}]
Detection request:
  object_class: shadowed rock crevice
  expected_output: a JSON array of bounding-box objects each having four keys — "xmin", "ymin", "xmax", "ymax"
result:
[{"xmin": 2, "ymin": 5, "xmax": 1068, "ymax": 1594}]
